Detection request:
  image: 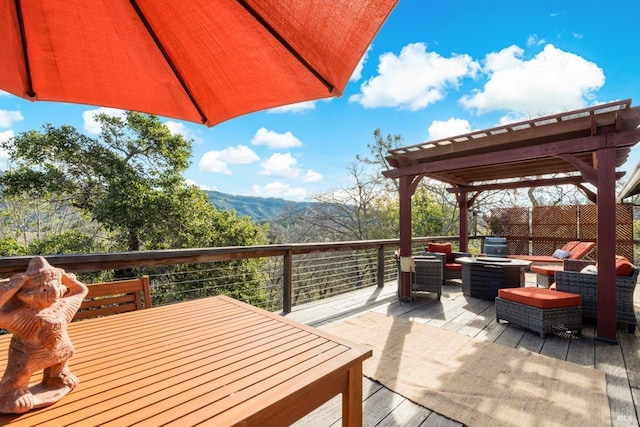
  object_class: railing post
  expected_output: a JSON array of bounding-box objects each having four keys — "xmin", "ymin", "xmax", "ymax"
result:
[
  {"xmin": 283, "ymin": 249, "xmax": 293, "ymax": 313},
  {"xmin": 377, "ymin": 245, "xmax": 385, "ymax": 287}
]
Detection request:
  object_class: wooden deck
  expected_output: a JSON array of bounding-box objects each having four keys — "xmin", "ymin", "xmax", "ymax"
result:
[{"xmin": 285, "ymin": 273, "xmax": 640, "ymax": 427}]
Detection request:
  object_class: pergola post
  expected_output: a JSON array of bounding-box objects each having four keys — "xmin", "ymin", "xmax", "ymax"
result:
[
  {"xmin": 398, "ymin": 175, "xmax": 416, "ymax": 300},
  {"xmin": 458, "ymin": 192, "xmax": 469, "ymax": 252},
  {"xmin": 596, "ymin": 146, "xmax": 617, "ymax": 342}
]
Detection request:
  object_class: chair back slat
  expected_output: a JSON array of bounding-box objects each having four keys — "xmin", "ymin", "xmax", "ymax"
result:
[{"xmin": 74, "ymin": 275, "xmax": 151, "ymax": 321}]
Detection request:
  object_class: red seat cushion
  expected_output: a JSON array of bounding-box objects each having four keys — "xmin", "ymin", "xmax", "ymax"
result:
[
  {"xmin": 567, "ymin": 241, "xmax": 595, "ymax": 259},
  {"xmin": 560, "ymin": 241, "xmax": 580, "ymax": 252},
  {"xmin": 498, "ymin": 287, "xmax": 581, "ymax": 309},
  {"xmin": 530, "ymin": 264, "xmax": 563, "ymax": 276},
  {"xmin": 428, "ymin": 242, "xmax": 453, "ymax": 263},
  {"xmin": 444, "ymin": 263, "xmax": 462, "ymax": 271}
]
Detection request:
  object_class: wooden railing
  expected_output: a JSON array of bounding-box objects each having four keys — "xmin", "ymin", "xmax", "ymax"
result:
[{"xmin": 0, "ymin": 236, "xmax": 477, "ymax": 313}]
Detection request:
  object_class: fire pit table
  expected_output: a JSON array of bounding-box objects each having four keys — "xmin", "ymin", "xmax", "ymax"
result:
[{"xmin": 457, "ymin": 257, "xmax": 532, "ymax": 300}]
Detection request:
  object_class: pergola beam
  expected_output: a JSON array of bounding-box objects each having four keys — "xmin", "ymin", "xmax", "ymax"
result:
[
  {"xmin": 446, "ymin": 175, "xmax": 605, "ymax": 193},
  {"xmin": 383, "ymin": 129, "xmax": 640, "ymax": 180}
]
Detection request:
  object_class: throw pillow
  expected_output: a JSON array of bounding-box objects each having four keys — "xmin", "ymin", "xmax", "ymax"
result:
[
  {"xmin": 552, "ymin": 249, "xmax": 571, "ymax": 259},
  {"xmin": 580, "ymin": 265, "xmax": 598, "ymax": 274}
]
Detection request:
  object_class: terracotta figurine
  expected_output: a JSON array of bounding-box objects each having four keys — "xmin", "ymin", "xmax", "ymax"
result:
[{"xmin": 0, "ymin": 257, "xmax": 88, "ymax": 413}]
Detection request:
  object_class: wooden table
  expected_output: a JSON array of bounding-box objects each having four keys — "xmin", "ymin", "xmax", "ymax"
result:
[{"xmin": 0, "ymin": 295, "xmax": 372, "ymax": 426}]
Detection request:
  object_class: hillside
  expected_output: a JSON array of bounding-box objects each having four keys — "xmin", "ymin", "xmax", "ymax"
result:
[{"xmin": 206, "ymin": 190, "xmax": 315, "ymax": 222}]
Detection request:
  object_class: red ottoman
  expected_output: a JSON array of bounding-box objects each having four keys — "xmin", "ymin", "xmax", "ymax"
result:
[{"xmin": 495, "ymin": 287, "xmax": 582, "ymax": 338}]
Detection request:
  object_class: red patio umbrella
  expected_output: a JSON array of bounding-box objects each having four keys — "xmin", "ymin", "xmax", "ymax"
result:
[{"xmin": 0, "ymin": 0, "xmax": 398, "ymax": 127}]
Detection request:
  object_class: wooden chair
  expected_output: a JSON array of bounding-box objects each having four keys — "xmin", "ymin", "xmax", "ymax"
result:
[{"xmin": 74, "ymin": 275, "xmax": 152, "ymax": 321}]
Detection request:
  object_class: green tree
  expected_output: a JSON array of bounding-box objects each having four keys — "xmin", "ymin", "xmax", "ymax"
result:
[
  {"xmin": 412, "ymin": 186, "xmax": 445, "ymax": 237},
  {"xmin": 0, "ymin": 237, "xmax": 25, "ymax": 256},
  {"xmin": 1, "ymin": 112, "xmax": 191, "ymax": 251},
  {"xmin": 27, "ymin": 229, "xmax": 111, "ymax": 255},
  {"xmin": 356, "ymin": 128, "xmax": 403, "ymax": 192},
  {"xmin": 0, "ymin": 191, "xmax": 111, "ymax": 250}
]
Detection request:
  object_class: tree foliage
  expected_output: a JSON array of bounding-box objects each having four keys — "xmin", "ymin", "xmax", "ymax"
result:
[
  {"xmin": 1, "ymin": 112, "xmax": 192, "ymax": 251},
  {"xmin": 0, "ymin": 112, "xmax": 270, "ymax": 307}
]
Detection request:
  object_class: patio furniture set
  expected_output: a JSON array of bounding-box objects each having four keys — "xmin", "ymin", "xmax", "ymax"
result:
[{"xmin": 410, "ymin": 241, "xmax": 638, "ymax": 338}]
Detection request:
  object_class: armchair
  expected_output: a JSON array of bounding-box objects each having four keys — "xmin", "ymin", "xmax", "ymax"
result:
[
  {"xmin": 412, "ymin": 256, "xmax": 443, "ymax": 300},
  {"xmin": 423, "ymin": 242, "xmax": 471, "ymax": 284},
  {"xmin": 554, "ymin": 258, "xmax": 638, "ymax": 333},
  {"xmin": 395, "ymin": 254, "xmax": 442, "ymax": 300}
]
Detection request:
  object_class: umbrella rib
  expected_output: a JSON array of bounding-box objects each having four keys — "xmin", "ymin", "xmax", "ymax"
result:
[
  {"xmin": 237, "ymin": 0, "xmax": 334, "ymax": 94},
  {"xmin": 14, "ymin": 0, "xmax": 36, "ymax": 98},
  {"xmin": 129, "ymin": 0, "xmax": 208, "ymax": 125}
]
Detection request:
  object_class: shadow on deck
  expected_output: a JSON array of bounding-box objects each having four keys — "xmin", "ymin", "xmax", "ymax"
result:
[{"xmin": 284, "ymin": 273, "xmax": 640, "ymax": 427}]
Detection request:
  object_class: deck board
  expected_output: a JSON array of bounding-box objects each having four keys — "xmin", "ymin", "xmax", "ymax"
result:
[{"xmin": 288, "ymin": 273, "xmax": 640, "ymax": 426}]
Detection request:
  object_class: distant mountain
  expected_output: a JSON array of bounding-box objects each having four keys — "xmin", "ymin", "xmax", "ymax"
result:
[{"xmin": 205, "ymin": 190, "xmax": 316, "ymax": 222}]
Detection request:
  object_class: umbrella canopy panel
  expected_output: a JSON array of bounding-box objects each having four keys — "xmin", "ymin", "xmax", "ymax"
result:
[{"xmin": 1, "ymin": 0, "xmax": 398, "ymax": 126}]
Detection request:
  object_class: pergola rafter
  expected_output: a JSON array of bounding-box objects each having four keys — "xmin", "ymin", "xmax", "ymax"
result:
[{"xmin": 383, "ymin": 99, "xmax": 640, "ymax": 343}]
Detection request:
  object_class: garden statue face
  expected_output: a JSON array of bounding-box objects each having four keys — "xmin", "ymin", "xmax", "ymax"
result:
[{"xmin": 16, "ymin": 269, "xmax": 68, "ymax": 309}]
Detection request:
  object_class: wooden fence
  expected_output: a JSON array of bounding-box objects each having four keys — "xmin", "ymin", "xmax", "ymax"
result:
[{"xmin": 491, "ymin": 204, "xmax": 634, "ymax": 260}]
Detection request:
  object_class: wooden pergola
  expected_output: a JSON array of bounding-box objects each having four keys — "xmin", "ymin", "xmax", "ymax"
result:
[{"xmin": 383, "ymin": 99, "xmax": 640, "ymax": 342}]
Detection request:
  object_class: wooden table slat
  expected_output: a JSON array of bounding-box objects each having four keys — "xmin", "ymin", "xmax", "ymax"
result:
[{"xmin": 183, "ymin": 350, "xmax": 370, "ymax": 427}]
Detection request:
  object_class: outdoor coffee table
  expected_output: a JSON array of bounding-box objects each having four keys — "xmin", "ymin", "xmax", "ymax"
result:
[
  {"xmin": 457, "ymin": 257, "xmax": 532, "ymax": 300},
  {"xmin": 0, "ymin": 295, "xmax": 371, "ymax": 426}
]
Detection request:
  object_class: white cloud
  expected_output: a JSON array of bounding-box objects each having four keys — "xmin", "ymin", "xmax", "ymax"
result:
[
  {"xmin": 0, "ymin": 129, "xmax": 13, "ymax": 143},
  {"xmin": 349, "ymin": 42, "xmax": 479, "ymax": 111},
  {"xmin": 268, "ymin": 100, "xmax": 318, "ymax": 113},
  {"xmin": 198, "ymin": 145, "xmax": 259, "ymax": 174},
  {"xmin": 223, "ymin": 145, "xmax": 260, "ymax": 163},
  {"xmin": 164, "ymin": 120, "xmax": 203, "ymax": 144},
  {"xmin": 527, "ymin": 35, "xmax": 546, "ymax": 47},
  {"xmin": 259, "ymin": 153, "xmax": 300, "ymax": 178},
  {"xmin": 0, "ymin": 130, "xmax": 13, "ymax": 169},
  {"xmin": 0, "ymin": 110, "xmax": 23, "ymax": 128},
  {"xmin": 460, "ymin": 44, "xmax": 605, "ymax": 119},
  {"xmin": 349, "ymin": 45, "xmax": 372, "ymax": 82},
  {"xmin": 251, "ymin": 127, "xmax": 302, "ymax": 149},
  {"xmin": 184, "ymin": 178, "xmax": 215, "ymax": 191},
  {"xmin": 251, "ymin": 182, "xmax": 307, "ymax": 200},
  {"xmin": 82, "ymin": 107, "xmax": 125, "ymax": 134},
  {"xmin": 199, "ymin": 152, "xmax": 230, "ymax": 174},
  {"xmin": 427, "ymin": 118, "xmax": 473, "ymax": 140},
  {"xmin": 303, "ymin": 169, "xmax": 322, "ymax": 182}
]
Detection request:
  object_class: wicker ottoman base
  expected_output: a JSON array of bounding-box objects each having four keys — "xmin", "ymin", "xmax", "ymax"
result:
[{"xmin": 495, "ymin": 297, "xmax": 582, "ymax": 338}]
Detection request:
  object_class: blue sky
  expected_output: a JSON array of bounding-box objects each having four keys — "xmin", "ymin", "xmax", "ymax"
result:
[{"xmin": 1, "ymin": 0, "xmax": 639, "ymax": 201}]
